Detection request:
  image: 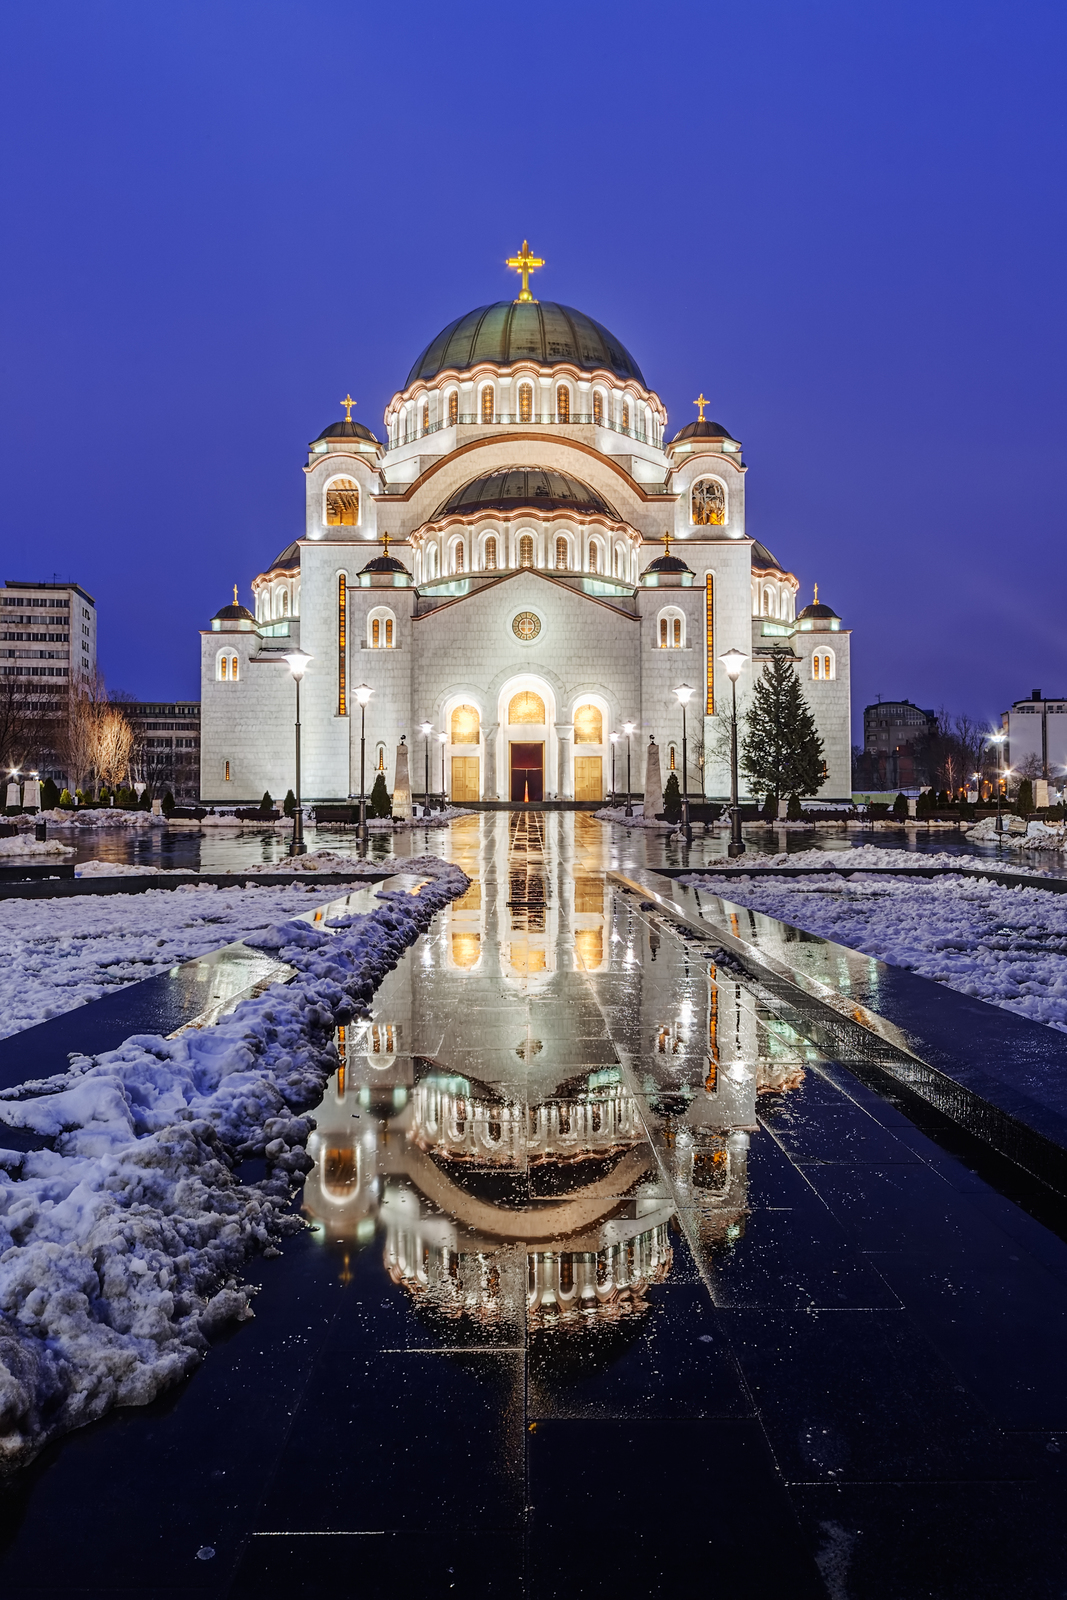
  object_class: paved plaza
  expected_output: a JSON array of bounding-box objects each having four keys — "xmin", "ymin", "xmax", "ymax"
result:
[{"xmin": 2, "ymin": 814, "xmax": 1067, "ymax": 1597}]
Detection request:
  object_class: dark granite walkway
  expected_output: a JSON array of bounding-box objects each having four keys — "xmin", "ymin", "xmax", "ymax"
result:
[{"xmin": 1, "ymin": 815, "xmax": 1066, "ymax": 1597}]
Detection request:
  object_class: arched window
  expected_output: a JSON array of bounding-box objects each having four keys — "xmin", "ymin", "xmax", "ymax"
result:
[
  {"xmin": 593, "ymin": 391, "xmax": 603, "ymax": 426},
  {"xmin": 224, "ymin": 760, "xmax": 231, "ymax": 781},
  {"xmin": 453, "ymin": 542, "xmax": 464, "ymax": 573},
  {"xmin": 326, "ymin": 477, "xmax": 360, "ymax": 526},
  {"xmin": 589, "ymin": 544, "xmax": 599, "ymax": 574},
  {"xmin": 481, "ymin": 385, "xmax": 495, "ymax": 423},
  {"xmin": 555, "ymin": 536, "xmax": 568, "ymax": 570},
  {"xmin": 369, "ymin": 608, "xmax": 396, "ymax": 648},
  {"xmin": 669, "ymin": 745, "xmax": 677, "ymax": 771},
  {"xmin": 451, "ymin": 704, "xmax": 480, "ymax": 743},
  {"xmin": 518, "ymin": 383, "xmax": 533, "ymax": 423},
  {"xmin": 659, "ymin": 618, "xmax": 668, "ymax": 648},
  {"xmin": 427, "ymin": 544, "xmax": 438, "ymax": 578},
  {"xmin": 484, "ymin": 536, "xmax": 498, "ymax": 571},
  {"xmin": 613, "ymin": 547, "xmax": 621, "ymax": 577},
  {"xmin": 674, "ymin": 617, "xmax": 682, "ymax": 647},
  {"xmin": 372, "ymin": 618, "xmax": 379, "ymax": 648},
  {"xmin": 519, "ymin": 534, "xmax": 534, "ymax": 568},
  {"xmin": 422, "ymin": 402, "xmax": 430, "ymax": 432},
  {"xmin": 657, "ymin": 607, "xmax": 685, "ymax": 648},
  {"xmin": 574, "ymin": 704, "xmax": 602, "ymax": 743},
  {"xmin": 556, "ymin": 385, "xmax": 570, "ymax": 423},
  {"xmin": 448, "ymin": 391, "xmax": 458, "ymax": 426},
  {"xmin": 509, "ymin": 690, "xmax": 545, "ymax": 723},
  {"xmin": 762, "ymin": 587, "xmax": 774, "ymax": 617},
  {"xmin": 376, "ymin": 743, "xmax": 386, "ymax": 771},
  {"xmin": 692, "ymin": 479, "xmax": 726, "ymax": 526},
  {"xmin": 217, "ymin": 653, "xmax": 239, "ymax": 681},
  {"xmin": 621, "ymin": 400, "xmax": 630, "ymax": 430},
  {"xmin": 281, "ymin": 590, "xmax": 289, "ymax": 616},
  {"xmin": 812, "ymin": 650, "xmax": 835, "ymax": 681}
]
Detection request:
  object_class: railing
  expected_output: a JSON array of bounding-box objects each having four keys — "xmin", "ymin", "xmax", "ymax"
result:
[{"xmin": 388, "ymin": 413, "xmax": 660, "ymax": 451}]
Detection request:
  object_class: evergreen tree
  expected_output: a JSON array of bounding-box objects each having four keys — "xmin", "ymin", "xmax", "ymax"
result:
[
  {"xmin": 786, "ymin": 792, "xmax": 804, "ymax": 821},
  {"xmin": 259, "ymin": 790, "xmax": 274, "ymax": 815},
  {"xmin": 40, "ymin": 778, "xmax": 59, "ymax": 809},
  {"xmin": 369, "ymin": 772, "xmax": 391, "ymax": 818},
  {"xmin": 662, "ymin": 772, "xmax": 682, "ymax": 822},
  {"xmin": 761, "ymin": 792, "xmax": 778, "ymax": 821},
  {"xmin": 892, "ymin": 792, "xmax": 909, "ymax": 821},
  {"xmin": 1016, "ymin": 778, "xmax": 1034, "ymax": 816},
  {"xmin": 739, "ymin": 648, "xmax": 825, "ymax": 805},
  {"xmin": 161, "ymin": 790, "xmax": 175, "ymax": 816},
  {"xmin": 283, "ymin": 789, "xmax": 296, "ymax": 817},
  {"xmin": 138, "ymin": 787, "xmax": 152, "ymax": 809}
]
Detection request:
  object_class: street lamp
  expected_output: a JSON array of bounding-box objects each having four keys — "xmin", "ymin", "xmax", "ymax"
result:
[
  {"xmin": 420, "ymin": 721, "xmax": 434, "ymax": 815},
  {"xmin": 623, "ymin": 722, "xmax": 635, "ymax": 818},
  {"xmin": 718, "ymin": 648, "xmax": 748, "ymax": 857},
  {"xmin": 673, "ymin": 683, "xmax": 694, "ymax": 843},
  {"xmin": 439, "ymin": 731, "xmax": 448, "ymax": 808},
  {"xmin": 354, "ymin": 683, "xmax": 373, "ymax": 844},
  {"xmin": 989, "ymin": 731, "xmax": 1007, "ymax": 836},
  {"xmin": 284, "ymin": 649, "xmax": 312, "ymax": 856},
  {"xmin": 610, "ymin": 732, "xmax": 619, "ymax": 806}
]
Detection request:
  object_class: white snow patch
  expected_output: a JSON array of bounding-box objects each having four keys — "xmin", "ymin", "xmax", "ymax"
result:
[
  {"xmin": 595, "ymin": 804, "xmax": 677, "ymax": 831},
  {"xmin": 0, "ymin": 836, "xmax": 74, "ymax": 859},
  {"xmin": 0, "ymin": 861, "xmax": 468, "ymax": 1469}
]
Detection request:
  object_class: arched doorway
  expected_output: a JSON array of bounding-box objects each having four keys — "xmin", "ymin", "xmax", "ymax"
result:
[{"xmin": 504, "ymin": 685, "xmax": 548, "ymax": 802}]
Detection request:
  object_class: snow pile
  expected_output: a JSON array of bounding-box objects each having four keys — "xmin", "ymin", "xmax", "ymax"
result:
[
  {"xmin": 681, "ymin": 868, "xmax": 1067, "ymax": 1031},
  {"xmin": 967, "ymin": 816, "xmax": 1066, "ymax": 851},
  {"xmin": 595, "ymin": 804, "xmax": 677, "ymax": 830},
  {"xmin": 706, "ymin": 843, "xmax": 1051, "ymax": 875},
  {"xmin": 364, "ymin": 805, "xmax": 476, "ymax": 831},
  {"xmin": 0, "ymin": 836, "xmax": 74, "ymax": 859},
  {"xmin": 0, "ymin": 862, "xmax": 468, "ymax": 1470},
  {"xmin": 0, "ymin": 881, "xmax": 382, "ymax": 1040},
  {"xmin": 41, "ymin": 809, "xmax": 155, "ymax": 830},
  {"xmin": 75, "ymin": 861, "xmax": 170, "ymax": 877}
]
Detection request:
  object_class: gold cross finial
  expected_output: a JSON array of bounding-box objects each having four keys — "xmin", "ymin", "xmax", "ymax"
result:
[
  {"xmin": 340, "ymin": 393, "xmax": 356, "ymax": 422},
  {"xmin": 814, "ymin": 581, "xmax": 819, "ymax": 604},
  {"xmin": 233, "ymin": 583, "xmax": 239, "ymax": 605},
  {"xmin": 506, "ymin": 239, "xmax": 545, "ymax": 303},
  {"xmin": 381, "ymin": 532, "xmax": 390, "ymax": 556},
  {"xmin": 693, "ymin": 393, "xmax": 710, "ymax": 423},
  {"xmin": 663, "ymin": 529, "xmax": 673, "ymax": 557}
]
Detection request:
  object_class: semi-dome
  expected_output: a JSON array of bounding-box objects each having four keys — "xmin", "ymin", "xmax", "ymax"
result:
[
  {"xmin": 406, "ymin": 302, "xmax": 647, "ymax": 389},
  {"xmin": 435, "ymin": 467, "xmax": 622, "ymax": 522},
  {"xmin": 313, "ymin": 417, "xmax": 380, "ymax": 446},
  {"xmin": 670, "ymin": 418, "xmax": 737, "ymax": 445}
]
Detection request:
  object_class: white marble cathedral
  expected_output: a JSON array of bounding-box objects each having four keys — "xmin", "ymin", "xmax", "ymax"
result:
[{"xmin": 200, "ymin": 245, "xmax": 851, "ymax": 805}]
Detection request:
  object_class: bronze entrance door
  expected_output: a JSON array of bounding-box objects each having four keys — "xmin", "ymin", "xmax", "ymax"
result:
[
  {"xmin": 509, "ymin": 742, "xmax": 544, "ymax": 802},
  {"xmin": 573, "ymin": 756, "xmax": 603, "ymax": 802},
  {"xmin": 451, "ymin": 756, "xmax": 480, "ymax": 802}
]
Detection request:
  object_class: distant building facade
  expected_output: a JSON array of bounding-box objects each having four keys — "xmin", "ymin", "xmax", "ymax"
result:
[
  {"xmin": 126, "ymin": 702, "xmax": 201, "ymax": 801},
  {"xmin": 1005, "ymin": 690, "xmax": 1067, "ymax": 793},
  {"xmin": 0, "ymin": 579, "xmax": 97, "ymax": 708},
  {"xmin": 857, "ymin": 699, "xmax": 936, "ymax": 790}
]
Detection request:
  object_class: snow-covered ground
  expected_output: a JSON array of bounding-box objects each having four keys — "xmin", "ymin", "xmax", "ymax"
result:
[
  {"xmin": 71, "ymin": 849, "xmax": 450, "ymax": 880},
  {"xmin": 708, "ymin": 843, "xmax": 1052, "ymax": 873},
  {"xmin": 681, "ymin": 864, "xmax": 1067, "ymax": 1032},
  {"xmin": 595, "ymin": 804, "xmax": 677, "ymax": 830},
  {"xmin": 0, "ymin": 861, "xmax": 468, "ymax": 1469}
]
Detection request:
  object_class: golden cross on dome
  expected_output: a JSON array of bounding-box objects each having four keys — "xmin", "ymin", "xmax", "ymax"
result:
[
  {"xmin": 693, "ymin": 393, "xmax": 710, "ymax": 423},
  {"xmin": 662, "ymin": 530, "xmax": 673, "ymax": 557},
  {"xmin": 381, "ymin": 532, "xmax": 391, "ymax": 556},
  {"xmin": 506, "ymin": 240, "xmax": 545, "ymax": 304},
  {"xmin": 233, "ymin": 583, "xmax": 239, "ymax": 605},
  {"xmin": 340, "ymin": 394, "xmax": 357, "ymax": 422},
  {"xmin": 814, "ymin": 581, "xmax": 819, "ymax": 604}
]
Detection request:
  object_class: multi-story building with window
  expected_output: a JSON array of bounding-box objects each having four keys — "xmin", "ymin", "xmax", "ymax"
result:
[
  {"xmin": 1004, "ymin": 691, "xmax": 1067, "ymax": 796},
  {"xmin": 125, "ymin": 702, "xmax": 201, "ymax": 802},
  {"xmin": 0, "ymin": 580, "xmax": 96, "ymax": 707},
  {"xmin": 201, "ymin": 247, "xmax": 853, "ymax": 804}
]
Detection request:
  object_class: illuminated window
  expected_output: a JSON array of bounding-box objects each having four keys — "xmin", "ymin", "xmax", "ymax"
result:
[
  {"xmin": 621, "ymin": 400, "xmax": 630, "ymax": 429},
  {"xmin": 337, "ymin": 574, "xmax": 346, "ymax": 716},
  {"xmin": 593, "ymin": 391, "xmax": 603, "ymax": 426},
  {"xmin": 660, "ymin": 618, "xmax": 668, "ymax": 648},
  {"xmin": 485, "ymin": 536, "xmax": 497, "ymax": 571},
  {"xmin": 692, "ymin": 479, "xmax": 725, "ymax": 526},
  {"xmin": 386, "ymin": 617, "xmax": 393, "ymax": 646},
  {"xmin": 281, "ymin": 590, "xmax": 289, "ymax": 616},
  {"xmin": 376, "ymin": 743, "xmax": 385, "ymax": 771},
  {"xmin": 422, "ymin": 402, "xmax": 430, "ymax": 432},
  {"xmin": 555, "ymin": 536, "xmax": 568, "ymax": 570},
  {"xmin": 518, "ymin": 383, "xmax": 533, "ymax": 422},
  {"xmin": 219, "ymin": 655, "xmax": 227, "ymax": 681},
  {"xmin": 705, "ymin": 576, "xmax": 715, "ymax": 715},
  {"xmin": 812, "ymin": 651, "xmax": 834, "ymax": 681},
  {"xmin": 669, "ymin": 745, "xmax": 677, "ymax": 771},
  {"xmin": 448, "ymin": 392, "xmax": 458, "ymax": 426},
  {"xmin": 326, "ymin": 477, "xmax": 360, "ymax": 526},
  {"xmin": 229, "ymin": 656, "xmax": 238, "ymax": 680},
  {"xmin": 519, "ymin": 534, "xmax": 534, "ymax": 568},
  {"xmin": 451, "ymin": 704, "xmax": 480, "ymax": 743},
  {"xmin": 224, "ymin": 760, "xmax": 231, "ymax": 781},
  {"xmin": 369, "ymin": 609, "xmax": 395, "ymax": 648},
  {"xmin": 454, "ymin": 542, "xmax": 464, "ymax": 573},
  {"xmin": 481, "ymin": 385, "xmax": 495, "ymax": 423},
  {"xmin": 589, "ymin": 544, "xmax": 598, "ymax": 574},
  {"xmin": 674, "ymin": 617, "xmax": 682, "ymax": 647},
  {"xmin": 509, "ymin": 690, "xmax": 545, "ymax": 723},
  {"xmin": 556, "ymin": 385, "xmax": 570, "ymax": 423},
  {"xmin": 573, "ymin": 704, "xmax": 602, "ymax": 743},
  {"xmin": 372, "ymin": 617, "xmax": 380, "ymax": 647}
]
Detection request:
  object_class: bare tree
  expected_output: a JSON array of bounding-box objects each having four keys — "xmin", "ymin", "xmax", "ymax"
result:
[
  {"xmin": 62, "ymin": 687, "xmax": 103, "ymax": 792},
  {"xmin": 91, "ymin": 706, "xmax": 135, "ymax": 788}
]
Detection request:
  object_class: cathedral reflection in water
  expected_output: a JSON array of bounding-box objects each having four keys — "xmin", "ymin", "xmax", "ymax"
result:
[{"xmin": 300, "ymin": 815, "xmax": 808, "ymax": 1335}]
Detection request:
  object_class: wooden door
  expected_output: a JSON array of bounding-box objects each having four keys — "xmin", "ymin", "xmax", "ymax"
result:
[
  {"xmin": 574, "ymin": 756, "xmax": 603, "ymax": 802},
  {"xmin": 451, "ymin": 756, "xmax": 480, "ymax": 802}
]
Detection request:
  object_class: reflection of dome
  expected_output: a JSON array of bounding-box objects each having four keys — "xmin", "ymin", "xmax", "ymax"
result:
[
  {"xmin": 411, "ymin": 1070, "xmax": 643, "ymax": 1168},
  {"xmin": 406, "ymin": 302, "xmax": 646, "ymax": 388},
  {"xmin": 312, "ymin": 417, "xmax": 380, "ymax": 446},
  {"xmin": 435, "ymin": 468, "xmax": 622, "ymax": 522}
]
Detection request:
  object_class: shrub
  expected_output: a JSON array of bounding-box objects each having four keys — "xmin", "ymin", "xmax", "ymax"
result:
[
  {"xmin": 786, "ymin": 793, "xmax": 804, "ymax": 821},
  {"xmin": 161, "ymin": 790, "xmax": 175, "ymax": 816},
  {"xmin": 915, "ymin": 790, "xmax": 933, "ymax": 819},
  {"xmin": 1016, "ymin": 778, "xmax": 1034, "ymax": 817},
  {"xmin": 40, "ymin": 778, "xmax": 60, "ymax": 809},
  {"xmin": 58, "ymin": 788, "xmax": 74, "ymax": 809},
  {"xmin": 97, "ymin": 786, "xmax": 111, "ymax": 808},
  {"xmin": 662, "ymin": 772, "xmax": 682, "ymax": 822},
  {"xmin": 283, "ymin": 789, "xmax": 296, "ymax": 817},
  {"xmin": 369, "ymin": 773, "xmax": 391, "ymax": 818},
  {"xmin": 761, "ymin": 792, "xmax": 778, "ymax": 821},
  {"xmin": 138, "ymin": 788, "xmax": 152, "ymax": 809},
  {"xmin": 74, "ymin": 788, "xmax": 88, "ymax": 808},
  {"xmin": 892, "ymin": 792, "xmax": 909, "ymax": 821}
]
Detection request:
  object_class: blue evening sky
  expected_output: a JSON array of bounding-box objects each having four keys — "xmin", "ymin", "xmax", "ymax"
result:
[{"xmin": 0, "ymin": 1, "xmax": 1063, "ymax": 725}]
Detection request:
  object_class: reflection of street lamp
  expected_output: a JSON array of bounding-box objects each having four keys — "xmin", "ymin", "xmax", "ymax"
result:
[
  {"xmin": 284, "ymin": 649, "xmax": 312, "ymax": 856},
  {"xmin": 989, "ymin": 731, "xmax": 1006, "ymax": 836},
  {"xmin": 420, "ymin": 721, "xmax": 433, "ymax": 815},
  {"xmin": 438, "ymin": 731, "xmax": 447, "ymax": 808},
  {"xmin": 354, "ymin": 683, "xmax": 373, "ymax": 844},
  {"xmin": 718, "ymin": 648, "xmax": 748, "ymax": 858},
  {"xmin": 673, "ymin": 683, "xmax": 694, "ymax": 843},
  {"xmin": 609, "ymin": 732, "xmax": 619, "ymax": 806},
  {"xmin": 623, "ymin": 722, "xmax": 635, "ymax": 818}
]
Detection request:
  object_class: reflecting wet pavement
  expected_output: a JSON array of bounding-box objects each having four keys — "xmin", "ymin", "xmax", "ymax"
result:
[{"xmin": 3, "ymin": 814, "xmax": 1067, "ymax": 1597}]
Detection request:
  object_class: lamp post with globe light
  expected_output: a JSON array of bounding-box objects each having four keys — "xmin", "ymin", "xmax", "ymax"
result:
[
  {"xmin": 439, "ymin": 731, "xmax": 447, "ymax": 808},
  {"xmin": 354, "ymin": 683, "xmax": 373, "ymax": 845},
  {"xmin": 610, "ymin": 732, "xmax": 619, "ymax": 806},
  {"xmin": 420, "ymin": 721, "xmax": 434, "ymax": 816},
  {"xmin": 673, "ymin": 683, "xmax": 694, "ymax": 843},
  {"xmin": 989, "ymin": 731, "xmax": 1007, "ymax": 836},
  {"xmin": 284, "ymin": 649, "xmax": 312, "ymax": 856},
  {"xmin": 718, "ymin": 648, "xmax": 748, "ymax": 857},
  {"xmin": 623, "ymin": 722, "xmax": 635, "ymax": 818}
]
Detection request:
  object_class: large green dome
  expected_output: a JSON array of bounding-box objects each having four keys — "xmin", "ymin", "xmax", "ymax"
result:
[{"xmin": 405, "ymin": 302, "xmax": 647, "ymax": 389}]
